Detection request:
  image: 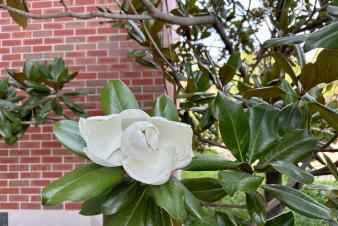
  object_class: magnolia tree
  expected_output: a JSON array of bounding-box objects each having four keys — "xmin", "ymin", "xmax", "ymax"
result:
[{"xmin": 1, "ymin": 0, "xmax": 338, "ymax": 225}]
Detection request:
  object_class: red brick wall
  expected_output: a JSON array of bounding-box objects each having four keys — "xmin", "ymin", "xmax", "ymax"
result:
[{"xmin": 0, "ymin": 0, "xmax": 164, "ymax": 210}]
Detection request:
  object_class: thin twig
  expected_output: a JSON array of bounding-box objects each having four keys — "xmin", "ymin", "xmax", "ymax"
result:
[
  {"xmin": 59, "ymin": 0, "xmax": 69, "ymax": 11},
  {"xmin": 201, "ymin": 201, "xmax": 247, "ymax": 209}
]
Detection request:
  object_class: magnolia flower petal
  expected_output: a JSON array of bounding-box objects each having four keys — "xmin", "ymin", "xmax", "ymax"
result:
[
  {"xmin": 120, "ymin": 109, "xmax": 149, "ymax": 129},
  {"xmin": 83, "ymin": 148, "xmax": 125, "ymax": 167},
  {"xmin": 149, "ymin": 117, "xmax": 193, "ymax": 168},
  {"xmin": 79, "ymin": 118, "xmax": 87, "ymax": 142},
  {"xmin": 121, "ymin": 121, "xmax": 159, "ymax": 160},
  {"xmin": 122, "ymin": 146, "xmax": 176, "ymax": 185},
  {"xmin": 85, "ymin": 114, "xmax": 123, "ymax": 160}
]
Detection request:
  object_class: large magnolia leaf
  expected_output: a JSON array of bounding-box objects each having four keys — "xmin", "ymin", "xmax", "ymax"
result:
[
  {"xmin": 103, "ymin": 189, "xmax": 148, "ymax": 226},
  {"xmin": 42, "ymin": 164, "xmax": 124, "ymax": 206},
  {"xmin": 53, "ymin": 120, "xmax": 87, "ymax": 159},
  {"xmin": 183, "ymin": 156, "xmax": 246, "ymax": 171},
  {"xmin": 102, "ymin": 180, "xmax": 140, "ymax": 215},
  {"xmin": 219, "ymin": 64, "xmax": 236, "ymax": 87},
  {"xmin": 271, "ymin": 161, "xmax": 314, "ymax": 184},
  {"xmin": 101, "ymin": 80, "xmax": 139, "ymax": 115},
  {"xmin": 146, "ymin": 200, "xmax": 175, "ymax": 226},
  {"xmin": 258, "ymin": 130, "xmax": 317, "ymax": 167},
  {"xmin": 215, "ymin": 91, "xmax": 249, "ymax": 162},
  {"xmin": 308, "ymin": 102, "xmax": 338, "ymax": 130},
  {"xmin": 215, "ymin": 211, "xmax": 238, "ymax": 226},
  {"xmin": 247, "ymin": 104, "xmax": 279, "ymax": 163},
  {"xmin": 8, "ymin": 0, "xmax": 29, "ymax": 28},
  {"xmin": 304, "ymin": 22, "xmax": 338, "ymax": 52},
  {"xmin": 80, "ymin": 190, "xmax": 111, "ymax": 216},
  {"xmin": 279, "ymin": 103, "xmax": 310, "ymax": 135},
  {"xmin": 182, "ymin": 177, "xmax": 227, "ymax": 202},
  {"xmin": 263, "ymin": 34, "xmax": 308, "ymax": 47},
  {"xmin": 323, "ymin": 154, "xmax": 338, "ymax": 181},
  {"xmin": 218, "ymin": 171, "xmax": 263, "ymax": 196},
  {"xmin": 149, "ymin": 177, "xmax": 205, "ymax": 221},
  {"xmin": 272, "ymin": 52, "xmax": 297, "ymax": 84},
  {"xmin": 246, "ymin": 192, "xmax": 266, "ymax": 225},
  {"xmin": 265, "ymin": 211, "xmax": 294, "ymax": 226},
  {"xmin": 243, "ymin": 86, "xmax": 286, "ymax": 99},
  {"xmin": 152, "ymin": 95, "xmax": 178, "ymax": 121},
  {"xmin": 262, "ymin": 185, "xmax": 333, "ymax": 220}
]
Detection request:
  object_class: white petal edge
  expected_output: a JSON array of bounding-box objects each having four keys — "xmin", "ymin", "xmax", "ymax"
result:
[
  {"xmin": 85, "ymin": 114, "xmax": 123, "ymax": 160},
  {"xmin": 122, "ymin": 146, "xmax": 176, "ymax": 185},
  {"xmin": 83, "ymin": 148, "xmax": 125, "ymax": 167},
  {"xmin": 120, "ymin": 109, "xmax": 149, "ymax": 130},
  {"xmin": 149, "ymin": 117, "xmax": 194, "ymax": 168}
]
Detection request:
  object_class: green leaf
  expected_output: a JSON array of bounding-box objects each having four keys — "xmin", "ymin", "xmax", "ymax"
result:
[
  {"xmin": 308, "ymin": 102, "xmax": 338, "ymax": 130},
  {"xmin": 272, "ymin": 52, "xmax": 297, "ymax": 84},
  {"xmin": 146, "ymin": 201, "xmax": 174, "ymax": 226},
  {"xmin": 42, "ymin": 164, "xmax": 124, "ymax": 206},
  {"xmin": 263, "ymin": 34, "xmax": 308, "ymax": 47},
  {"xmin": 101, "ymin": 80, "xmax": 139, "ymax": 115},
  {"xmin": 51, "ymin": 58, "xmax": 65, "ymax": 80},
  {"xmin": 279, "ymin": 103, "xmax": 310, "ymax": 135},
  {"xmin": 151, "ymin": 95, "xmax": 178, "ymax": 121},
  {"xmin": 184, "ymin": 189, "xmax": 207, "ymax": 221},
  {"xmin": 103, "ymin": 189, "xmax": 148, "ymax": 226},
  {"xmin": 215, "ymin": 91, "xmax": 250, "ymax": 162},
  {"xmin": 262, "ymin": 185, "xmax": 333, "ymax": 220},
  {"xmin": 135, "ymin": 58, "xmax": 158, "ymax": 69},
  {"xmin": 323, "ymin": 154, "xmax": 338, "ymax": 181},
  {"xmin": 265, "ymin": 211, "xmax": 294, "ymax": 226},
  {"xmin": 246, "ymin": 192, "xmax": 266, "ymax": 225},
  {"xmin": 183, "ymin": 156, "xmax": 245, "ymax": 171},
  {"xmin": 218, "ymin": 171, "xmax": 263, "ymax": 196},
  {"xmin": 61, "ymin": 96, "xmax": 85, "ymax": 116},
  {"xmin": 243, "ymin": 86, "xmax": 286, "ymax": 99},
  {"xmin": 80, "ymin": 190, "xmax": 111, "ymax": 216},
  {"xmin": 182, "ymin": 177, "xmax": 227, "ymax": 202},
  {"xmin": 102, "ymin": 180, "xmax": 140, "ymax": 215},
  {"xmin": 127, "ymin": 50, "xmax": 147, "ymax": 58},
  {"xmin": 219, "ymin": 64, "xmax": 236, "ymax": 87},
  {"xmin": 227, "ymin": 52, "xmax": 242, "ymax": 70},
  {"xmin": 53, "ymin": 120, "xmax": 87, "ymax": 158},
  {"xmin": 8, "ymin": 0, "xmax": 29, "ymax": 28},
  {"xmin": 258, "ymin": 130, "xmax": 317, "ymax": 167},
  {"xmin": 304, "ymin": 22, "xmax": 338, "ymax": 52},
  {"xmin": 215, "ymin": 211, "xmax": 238, "ymax": 226},
  {"xmin": 247, "ymin": 104, "xmax": 279, "ymax": 163},
  {"xmin": 314, "ymin": 50, "xmax": 338, "ymax": 84},
  {"xmin": 148, "ymin": 177, "xmax": 187, "ymax": 220},
  {"xmin": 271, "ymin": 161, "xmax": 314, "ymax": 184},
  {"xmin": 299, "ymin": 63, "xmax": 317, "ymax": 92}
]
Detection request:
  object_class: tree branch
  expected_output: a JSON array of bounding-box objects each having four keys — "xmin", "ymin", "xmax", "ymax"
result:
[{"xmin": 201, "ymin": 201, "xmax": 247, "ymax": 209}]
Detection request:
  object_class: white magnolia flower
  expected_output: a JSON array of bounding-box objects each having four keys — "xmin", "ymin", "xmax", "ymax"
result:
[{"xmin": 79, "ymin": 109, "xmax": 193, "ymax": 185}]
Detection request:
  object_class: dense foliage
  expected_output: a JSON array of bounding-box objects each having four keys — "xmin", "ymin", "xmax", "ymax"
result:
[{"xmin": 1, "ymin": 0, "xmax": 338, "ymax": 225}]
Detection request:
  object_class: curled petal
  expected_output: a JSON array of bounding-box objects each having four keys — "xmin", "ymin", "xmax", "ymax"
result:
[
  {"xmin": 149, "ymin": 117, "xmax": 194, "ymax": 168},
  {"xmin": 122, "ymin": 146, "xmax": 176, "ymax": 185},
  {"xmin": 81, "ymin": 114, "xmax": 123, "ymax": 165},
  {"xmin": 83, "ymin": 148, "xmax": 125, "ymax": 167},
  {"xmin": 120, "ymin": 109, "xmax": 149, "ymax": 130},
  {"xmin": 121, "ymin": 121, "xmax": 160, "ymax": 160}
]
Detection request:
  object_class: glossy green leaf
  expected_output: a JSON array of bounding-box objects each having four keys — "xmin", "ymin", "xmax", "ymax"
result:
[
  {"xmin": 101, "ymin": 80, "xmax": 139, "ymax": 115},
  {"xmin": 246, "ymin": 192, "xmax": 266, "ymax": 225},
  {"xmin": 184, "ymin": 189, "xmax": 207, "ymax": 221},
  {"xmin": 271, "ymin": 161, "xmax": 314, "ymax": 184},
  {"xmin": 262, "ymin": 185, "xmax": 332, "ymax": 220},
  {"xmin": 263, "ymin": 34, "xmax": 308, "ymax": 47},
  {"xmin": 8, "ymin": 0, "xmax": 29, "ymax": 28},
  {"xmin": 243, "ymin": 86, "xmax": 286, "ymax": 100},
  {"xmin": 127, "ymin": 50, "xmax": 147, "ymax": 58},
  {"xmin": 265, "ymin": 211, "xmax": 294, "ymax": 226},
  {"xmin": 215, "ymin": 211, "xmax": 238, "ymax": 226},
  {"xmin": 308, "ymin": 102, "xmax": 338, "ymax": 130},
  {"xmin": 42, "ymin": 164, "xmax": 124, "ymax": 206},
  {"xmin": 219, "ymin": 64, "xmax": 236, "ymax": 87},
  {"xmin": 272, "ymin": 52, "xmax": 297, "ymax": 84},
  {"xmin": 247, "ymin": 104, "xmax": 279, "ymax": 163},
  {"xmin": 215, "ymin": 91, "xmax": 249, "ymax": 162},
  {"xmin": 148, "ymin": 177, "xmax": 187, "ymax": 220},
  {"xmin": 183, "ymin": 156, "xmax": 245, "ymax": 171},
  {"xmin": 53, "ymin": 120, "xmax": 87, "ymax": 158},
  {"xmin": 51, "ymin": 58, "xmax": 65, "ymax": 80},
  {"xmin": 102, "ymin": 180, "xmax": 140, "ymax": 215},
  {"xmin": 135, "ymin": 58, "xmax": 158, "ymax": 69},
  {"xmin": 227, "ymin": 52, "xmax": 242, "ymax": 70},
  {"xmin": 299, "ymin": 63, "xmax": 317, "ymax": 92},
  {"xmin": 304, "ymin": 22, "xmax": 338, "ymax": 52},
  {"xmin": 103, "ymin": 189, "xmax": 148, "ymax": 226},
  {"xmin": 258, "ymin": 130, "xmax": 317, "ymax": 167},
  {"xmin": 182, "ymin": 177, "xmax": 227, "ymax": 202},
  {"xmin": 279, "ymin": 103, "xmax": 309, "ymax": 135},
  {"xmin": 80, "ymin": 190, "xmax": 111, "ymax": 216},
  {"xmin": 151, "ymin": 95, "xmax": 178, "ymax": 121},
  {"xmin": 146, "ymin": 200, "xmax": 174, "ymax": 226},
  {"xmin": 218, "ymin": 171, "xmax": 263, "ymax": 196},
  {"xmin": 323, "ymin": 154, "xmax": 338, "ymax": 181}
]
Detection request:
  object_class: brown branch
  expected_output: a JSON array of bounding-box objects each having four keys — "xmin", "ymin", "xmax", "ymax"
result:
[
  {"xmin": 195, "ymin": 134, "xmax": 227, "ymax": 149},
  {"xmin": 59, "ymin": 0, "xmax": 69, "ymax": 11}
]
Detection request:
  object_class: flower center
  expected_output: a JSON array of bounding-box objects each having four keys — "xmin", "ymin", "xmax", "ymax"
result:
[{"xmin": 121, "ymin": 121, "xmax": 160, "ymax": 160}]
